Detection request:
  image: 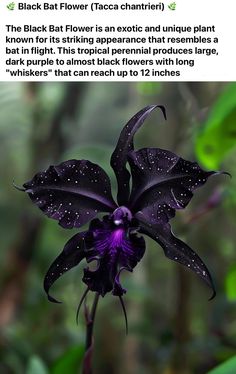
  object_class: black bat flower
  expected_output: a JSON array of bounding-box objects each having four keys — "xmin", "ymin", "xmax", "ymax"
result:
[{"xmin": 19, "ymin": 105, "xmax": 227, "ymax": 324}]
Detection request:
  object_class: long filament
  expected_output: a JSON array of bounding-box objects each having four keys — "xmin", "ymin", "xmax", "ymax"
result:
[
  {"xmin": 119, "ymin": 295, "xmax": 128, "ymax": 335},
  {"xmin": 76, "ymin": 287, "xmax": 89, "ymax": 325}
]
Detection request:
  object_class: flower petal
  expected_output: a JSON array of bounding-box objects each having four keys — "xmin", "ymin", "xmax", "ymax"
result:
[
  {"xmin": 83, "ymin": 261, "xmax": 114, "ymax": 297},
  {"xmin": 128, "ymin": 148, "xmax": 218, "ymax": 223},
  {"xmin": 110, "ymin": 105, "xmax": 166, "ymax": 205},
  {"xmin": 23, "ymin": 159, "xmax": 117, "ymax": 229},
  {"xmin": 137, "ymin": 213, "xmax": 216, "ymax": 299},
  {"xmin": 44, "ymin": 231, "xmax": 91, "ymax": 303}
]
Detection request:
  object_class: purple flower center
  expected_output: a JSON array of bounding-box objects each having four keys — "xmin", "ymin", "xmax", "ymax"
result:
[
  {"xmin": 82, "ymin": 208, "xmax": 145, "ymax": 297},
  {"xmin": 110, "ymin": 228, "xmax": 124, "ymax": 248}
]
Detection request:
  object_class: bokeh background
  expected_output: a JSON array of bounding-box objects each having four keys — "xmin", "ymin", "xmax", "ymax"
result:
[{"xmin": 0, "ymin": 82, "xmax": 236, "ymax": 374}]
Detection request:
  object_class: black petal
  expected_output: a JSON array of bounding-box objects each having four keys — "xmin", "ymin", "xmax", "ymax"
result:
[
  {"xmin": 110, "ymin": 105, "xmax": 166, "ymax": 206},
  {"xmin": 23, "ymin": 159, "xmax": 117, "ymax": 229},
  {"xmin": 44, "ymin": 231, "xmax": 91, "ymax": 303},
  {"xmin": 137, "ymin": 213, "xmax": 216, "ymax": 299},
  {"xmin": 128, "ymin": 148, "xmax": 218, "ymax": 223}
]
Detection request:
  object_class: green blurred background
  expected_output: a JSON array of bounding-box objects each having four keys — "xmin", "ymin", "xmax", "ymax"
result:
[{"xmin": 0, "ymin": 82, "xmax": 236, "ymax": 374}]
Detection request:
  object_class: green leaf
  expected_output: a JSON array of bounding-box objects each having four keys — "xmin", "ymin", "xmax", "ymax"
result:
[
  {"xmin": 207, "ymin": 356, "xmax": 236, "ymax": 374},
  {"xmin": 225, "ymin": 266, "xmax": 236, "ymax": 301},
  {"xmin": 26, "ymin": 356, "xmax": 48, "ymax": 374},
  {"xmin": 195, "ymin": 83, "xmax": 236, "ymax": 169},
  {"xmin": 50, "ymin": 345, "xmax": 84, "ymax": 374}
]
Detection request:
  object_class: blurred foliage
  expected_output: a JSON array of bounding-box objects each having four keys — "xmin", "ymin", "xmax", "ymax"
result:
[
  {"xmin": 225, "ymin": 266, "xmax": 236, "ymax": 301},
  {"xmin": 136, "ymin": 82, "xmax": 162, "ymax": 96},
  {"xmin": 51, "ymin": 345, "xmax": 84, "ymax": 374},
  {"xmin": 0, "ymin": 82, "xmax": 235, "ymax": 374},
  {"xmin": 207, "ymin": 355, "xmax": 236, "ymax": 374},
  {"xmin": 195, "ymin": 83, "xmax": 236, "ymax": 169},
  {"xmin": 26, "ymin": 356, "xmax": 48, "ymax": 374}
]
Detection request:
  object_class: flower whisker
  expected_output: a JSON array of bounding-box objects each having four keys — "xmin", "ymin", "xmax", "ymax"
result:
[
  {"xmin": 119, "ymin": 295, "xmax": 128, "ymax": 335},
  {"xmin": 76, "ymin": 287, "xmax": 90, "ymax": 325}
]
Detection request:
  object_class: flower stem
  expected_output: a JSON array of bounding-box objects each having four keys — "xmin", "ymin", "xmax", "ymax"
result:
[
  {"xmin": 85, "ymin": 292, "xmax": 100, "ymax": 350},
  {"xmin": 82, "ymin": 292, "xmax": 100, "ymax": 374}
]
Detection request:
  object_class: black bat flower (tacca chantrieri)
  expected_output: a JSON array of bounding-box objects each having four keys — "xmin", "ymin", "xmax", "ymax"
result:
[{"xmin": 19, "ymin": 105, "xmax": 227, "ymax": 323}]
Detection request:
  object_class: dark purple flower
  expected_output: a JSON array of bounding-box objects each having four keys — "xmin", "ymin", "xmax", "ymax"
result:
[{"xmin": 19, "ymin": 105, "xmax": 227, "ymax": 316}]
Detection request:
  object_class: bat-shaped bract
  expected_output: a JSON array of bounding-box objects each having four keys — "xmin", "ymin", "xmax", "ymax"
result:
[{"xmin": 19, "ymin": 105, "xmax": 227, "ymax": 328}]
